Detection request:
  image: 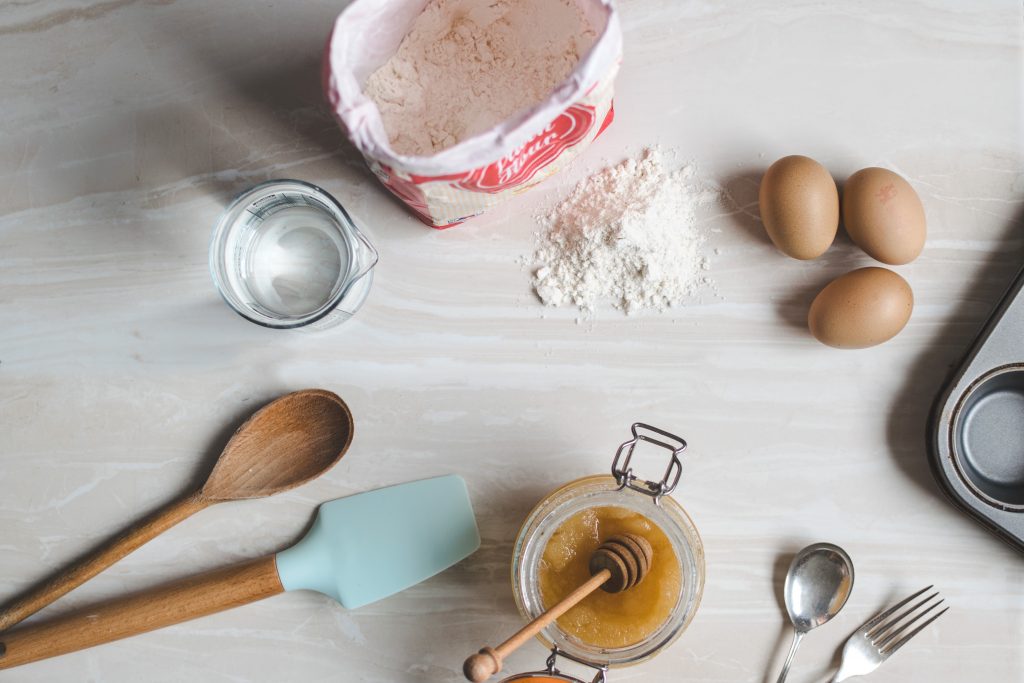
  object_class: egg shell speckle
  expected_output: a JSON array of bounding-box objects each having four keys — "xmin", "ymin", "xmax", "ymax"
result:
[{"xmin": 842, "ymin": 167, "xmax": 926, "ymax": 265}]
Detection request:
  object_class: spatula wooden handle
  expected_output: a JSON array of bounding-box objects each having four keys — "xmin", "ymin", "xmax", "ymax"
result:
[
  {"xmin": 0, "ymin": 493, "xmax": 210, "ymax": 632},
  {"xmin": 463, "ymin": 569, "xmax": 610, "ymax": 682},
  {"xmin": 0, "ymin": 555, "xmax": 283, "ymax": 670}
]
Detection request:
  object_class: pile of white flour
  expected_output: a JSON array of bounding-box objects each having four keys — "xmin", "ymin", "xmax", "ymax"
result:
[
  {"xmin": 532, "ymin": 148, "xmax": 716, "ymax": 314},
  {"xmin": 364, "ymin": 0, "xmax": 595, "ymax": 156}
]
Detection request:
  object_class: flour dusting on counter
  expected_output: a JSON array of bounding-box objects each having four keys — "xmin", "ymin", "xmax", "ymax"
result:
[
  {"xmin": 364, "ymin": 0, "xmax": 596, "ymax": 156},
  {"xmin": 532, "ymin": 148, "xmax": 717, "ymax": 314}
]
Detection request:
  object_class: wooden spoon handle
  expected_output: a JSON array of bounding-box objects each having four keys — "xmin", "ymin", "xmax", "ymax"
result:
[
  {"xmin": 0, "ymin": 493, "xmax": 209, "ymax": 632},
  {"xmin": 463, "ymin": 569, "xmax": 610, "ymax": 682},
  {"xmin": 0, "ymin": 555, "xmax": 283, "ymax": 670}
]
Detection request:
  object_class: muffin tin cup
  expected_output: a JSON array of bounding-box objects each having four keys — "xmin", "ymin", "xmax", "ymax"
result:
[{"xmin": 930, "ymin": 265, "xmax": 1024, "ymax": 548}]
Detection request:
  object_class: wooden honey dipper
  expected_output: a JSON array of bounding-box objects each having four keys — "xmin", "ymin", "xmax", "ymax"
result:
[{"xmin": 463, "ymin": 533, "xmax": 654, "ymax": 682}]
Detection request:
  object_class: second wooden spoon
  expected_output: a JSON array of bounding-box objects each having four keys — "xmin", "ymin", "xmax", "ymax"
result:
[{"xmin": 0, "ymin": 388, "xmax": 353, "ymax": 632}]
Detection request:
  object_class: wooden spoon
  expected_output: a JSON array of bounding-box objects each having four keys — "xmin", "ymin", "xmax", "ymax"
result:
[
  {"xmin": 0, "ymin": 389, "xmax": 353, "ymax": 632},
  {"xmin": 463, "ymin": 533, "xmax": 654, "ymax": 682}
]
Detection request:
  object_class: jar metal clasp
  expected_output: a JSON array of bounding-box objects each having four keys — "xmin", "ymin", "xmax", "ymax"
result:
[
  {"xmin": 542, "ymin": 646, "xmax": 607, "ymax": 683},
  {"xmin": 611, "ymin": 423, "xmax": 686, "ymax": 504}
]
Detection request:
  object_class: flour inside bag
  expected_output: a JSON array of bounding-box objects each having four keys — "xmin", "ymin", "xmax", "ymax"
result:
[{"xmin": 324, "ymin": 0, "xmax": 622, "ymax": 228}]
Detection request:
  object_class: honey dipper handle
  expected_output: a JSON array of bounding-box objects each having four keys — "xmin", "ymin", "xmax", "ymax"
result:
[
  {"xmin": 0, "ymin": 493, "xmax": 209, "ymax": 632},
  {"xmin": 0, "ymin": 555, "xmax": 283, "ymax": 670},
  {"xmin": 463, "ymin": 569, "xmax": 610, "ymax": 682}
]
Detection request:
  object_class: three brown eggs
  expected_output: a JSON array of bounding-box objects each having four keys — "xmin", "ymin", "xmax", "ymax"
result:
[{"xmin": 759, "ymin": 155, "xmax": 926, "ymax": 348}]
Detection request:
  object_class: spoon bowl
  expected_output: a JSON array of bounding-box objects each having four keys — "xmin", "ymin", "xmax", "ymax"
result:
[
  {"xmin": 200, "ymin": 389, "xmax": 354, "ymax": 501},
  {"xmin": 775, "ymin": 542, "xmax": 855, "ymax": 683},
  {"xmin": 784, "ymin": 542, "xmax": 855, "ymax": 632}
]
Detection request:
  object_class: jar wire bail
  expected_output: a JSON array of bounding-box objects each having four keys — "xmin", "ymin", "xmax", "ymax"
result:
[
  {"xmin": 611, "ymin": 423, "xmax": 686, "ymax": 504},
  {"xmin": 541, "ymin": 645, "xmax": 608, "ymax": 683}
]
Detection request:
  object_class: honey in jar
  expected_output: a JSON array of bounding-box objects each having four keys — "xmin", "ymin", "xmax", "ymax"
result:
[{"xmin": 538, "ymin": 505, "xmax": 682, "ymax": 648}]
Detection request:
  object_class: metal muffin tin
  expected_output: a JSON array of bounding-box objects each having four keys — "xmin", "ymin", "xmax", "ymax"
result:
[{"xmin": 930, "ymin": 265, "xmax": 1024, "ymax": 550}]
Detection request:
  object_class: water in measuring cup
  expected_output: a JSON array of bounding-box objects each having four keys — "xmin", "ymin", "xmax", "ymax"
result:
[{"xmin": 242, "ymin": 204, "xmax": 350, "ymax": 317}]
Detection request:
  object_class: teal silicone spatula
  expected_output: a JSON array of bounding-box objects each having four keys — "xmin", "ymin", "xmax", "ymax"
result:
[{"xmin": 0, "ymin": 475, "xmax": 480, "ymax": 670}]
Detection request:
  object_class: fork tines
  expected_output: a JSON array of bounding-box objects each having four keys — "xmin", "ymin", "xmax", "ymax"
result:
[{"xmin": 864, "ymin": 586, "xmax": 949, "ymax": 656}]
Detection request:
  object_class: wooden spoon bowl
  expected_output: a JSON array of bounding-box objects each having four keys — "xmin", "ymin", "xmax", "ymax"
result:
[{"xmin": 200, "ymin": 389, "xmax": 353, "ymax": 501}]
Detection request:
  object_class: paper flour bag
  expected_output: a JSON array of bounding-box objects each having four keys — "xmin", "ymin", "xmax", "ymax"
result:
[{"xmin": 324, "ymin": 0, "xmax": 622, "ymax": 228}]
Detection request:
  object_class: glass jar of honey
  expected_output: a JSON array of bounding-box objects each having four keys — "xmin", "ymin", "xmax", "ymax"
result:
[{"xmin": 510, "ymin": 424, "xmax": 705, "ymax": 670}]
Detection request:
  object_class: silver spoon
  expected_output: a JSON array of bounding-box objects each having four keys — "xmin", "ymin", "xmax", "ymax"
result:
[{"xmin": 775, "ymin": 542, "xmax": 855, "ymax": 683}]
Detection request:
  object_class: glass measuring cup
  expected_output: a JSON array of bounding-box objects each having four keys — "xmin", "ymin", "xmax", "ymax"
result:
[{"xmin": 209, "ymin": 180, "xmax": 378, "ymax": 330}]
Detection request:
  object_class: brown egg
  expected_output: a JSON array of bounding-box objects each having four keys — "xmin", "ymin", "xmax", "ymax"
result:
[
  {"xmin": 842, "ymin": 167, "xmax": 926, "ymax": 265},
  {"xmin": 758, "ymin": 155, "xmax": 839, "ymax": 260},
  {"xmin": 808, "ymin": 267, "xmax": 913, "ymax": 349}
]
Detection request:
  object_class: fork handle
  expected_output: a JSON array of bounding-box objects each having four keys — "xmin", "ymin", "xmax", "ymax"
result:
[{"xmin": 775, "ymin": 630, "xmax": 805, "ymax": 683}]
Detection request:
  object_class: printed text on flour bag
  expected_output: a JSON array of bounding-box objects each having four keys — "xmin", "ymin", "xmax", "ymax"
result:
[{"xmin": 376, "ymin": 102, "xmax": 613, "ymax": 228}]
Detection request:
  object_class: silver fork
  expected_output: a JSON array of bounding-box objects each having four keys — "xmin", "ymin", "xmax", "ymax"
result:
[{"xmin": 831, "ymin": 586, "xmax": 948, "ymax": 682}]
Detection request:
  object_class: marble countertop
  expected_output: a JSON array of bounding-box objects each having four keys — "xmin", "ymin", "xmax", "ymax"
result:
[{"xmin": 1, "ymin": 1, "xmax": 1022, "ymax": 681}]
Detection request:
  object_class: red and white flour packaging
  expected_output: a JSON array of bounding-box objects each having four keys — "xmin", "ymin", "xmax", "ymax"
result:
[{"xmin": 323, "ymin": 0, "xmax": 622, "ymax": 229}]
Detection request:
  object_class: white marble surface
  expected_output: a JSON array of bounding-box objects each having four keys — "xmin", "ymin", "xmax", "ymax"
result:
[{"xmin": 1, "ymin": 1, "xmax": 1023, "ymax": 681}]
